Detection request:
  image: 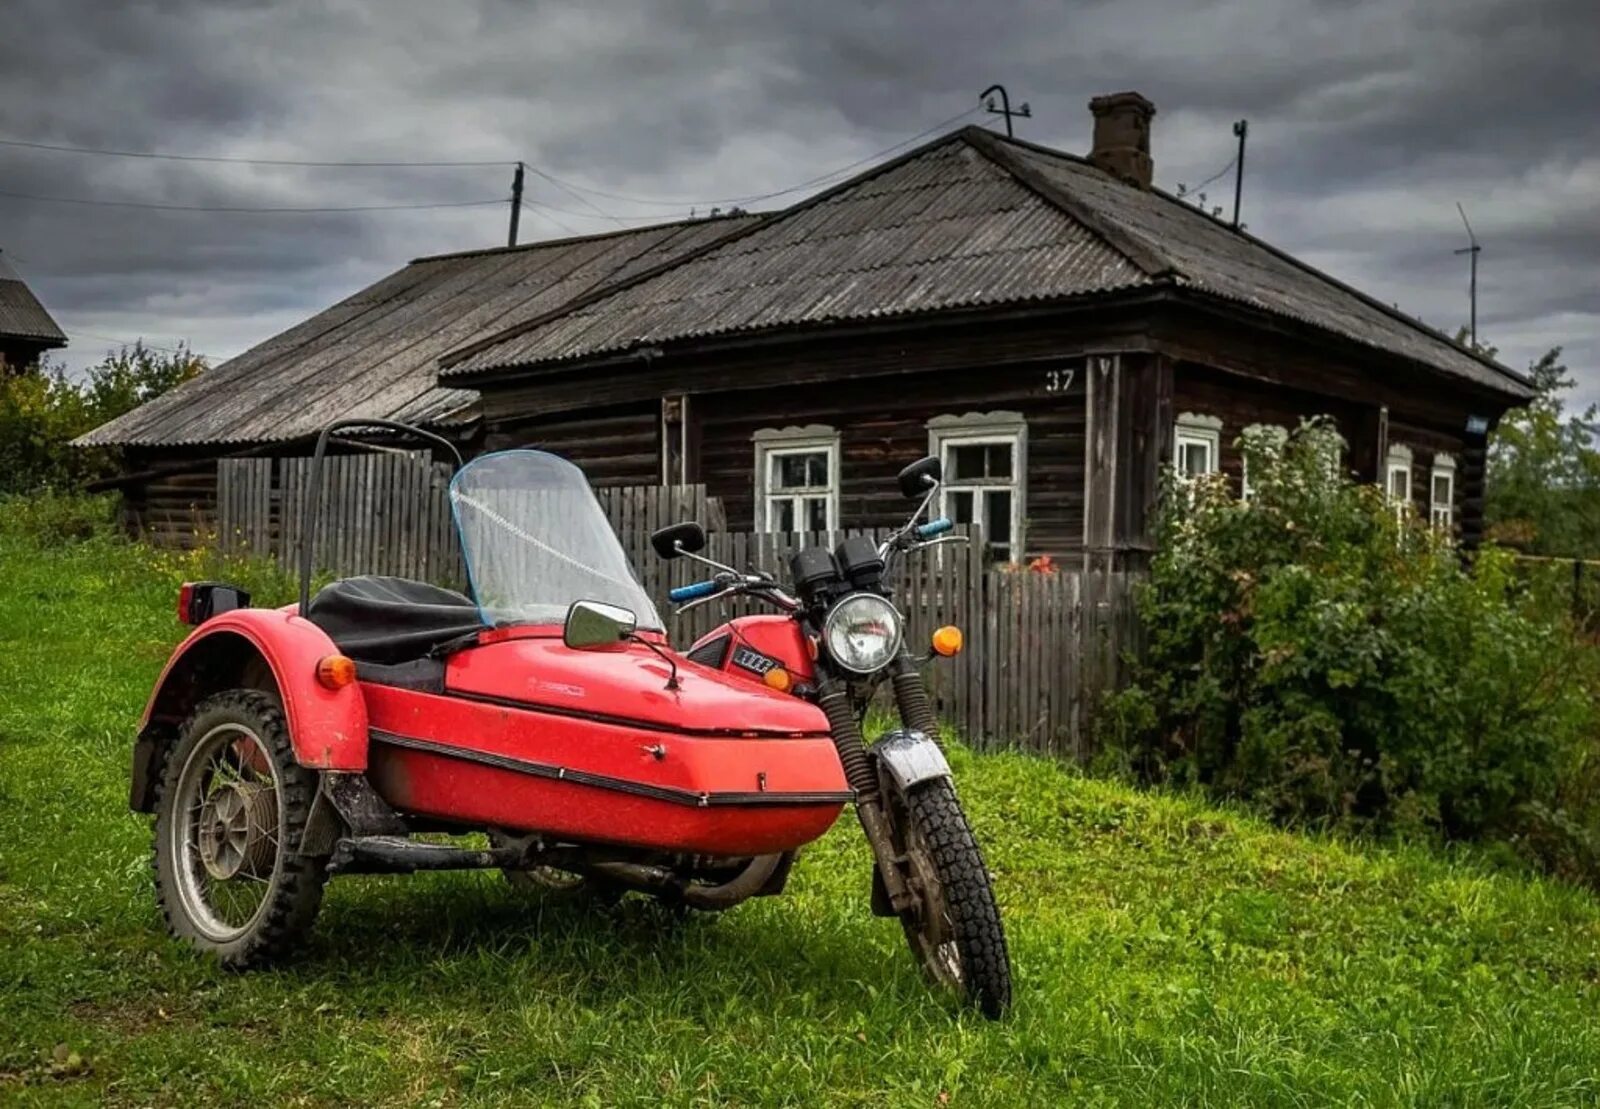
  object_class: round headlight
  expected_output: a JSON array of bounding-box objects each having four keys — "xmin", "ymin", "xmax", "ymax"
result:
[{"xmin": 822, "ymin": 593, "xmax": 903, "ymax": 675}]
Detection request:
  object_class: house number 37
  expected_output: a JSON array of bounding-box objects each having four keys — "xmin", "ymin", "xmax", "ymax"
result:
[{"xmin": 1043, "ymin": 368, "xmax": 1077, "ymax": 393}]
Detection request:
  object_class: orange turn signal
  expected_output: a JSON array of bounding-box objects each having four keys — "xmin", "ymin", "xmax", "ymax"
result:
[
  {"xmin": 931, "ymin": 625, "xmax": 964, "ymax": 657},
  {"xmin": 763, "ymin": 666, "xmax": 792, "ymax": 693},
  {"xmin": 316, "ymin": 654, "xmax": 357, "ymax": 689}
]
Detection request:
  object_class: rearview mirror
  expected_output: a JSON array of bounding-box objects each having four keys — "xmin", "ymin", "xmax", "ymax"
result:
[
  {"xmin": 563, "ymin": 600, "xmax": 637, "ymax": 649},
  {"xmin": 650, "ymin": 521, "xmax": 707, "ymax": 560},
  {"xmin": 898, "ymin": 456, "xmax": 942, "ymax": 499}
]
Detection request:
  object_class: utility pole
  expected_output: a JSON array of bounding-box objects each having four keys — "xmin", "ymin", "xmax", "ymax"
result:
[
  {"xmin": 1231, "ymin": 119, "xmax": 1248, "ymax": 228},
  {"xmin": 508, "ymin": 161, "xmax": 525, "ymax": 247},
  {"xmin": 980, "ymin": 84, "xmax": 1031, "ymax": 139},
  {"xmin": 1454, "ymin": 202, "xmax": 1481, "ymax": 347}
]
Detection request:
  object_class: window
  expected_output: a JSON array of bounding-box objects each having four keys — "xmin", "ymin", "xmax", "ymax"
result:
[
  {"xmin": 1430, "ymin": 454, "xmax": 1456, "ymax": 531},
  {"xmin": 1239, "ymin": 424, "xmax": 1288, "ymax": 500},
  {"xmin": 928, "ymin": 412, "xmax": 1026, "ymax": 561},
  {"xmin": 1386, "ymin": 444, "xmax": 1414, "ymax": 514},
  {"xmin": 753, "ymin": 426, "xmax": 839, "ymax": 533},
  {"xmin": 1174, "ymin": 413, "xmax": 1222, "ymax": 479}
]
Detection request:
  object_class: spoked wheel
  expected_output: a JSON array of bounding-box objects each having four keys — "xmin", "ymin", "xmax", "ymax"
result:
[
  {"xmin": 885, "ymin": 775, "xmax": 1012, "ymax": 1019},
  {"xmin": 153, "ymin": 690, "xmax": 327, "ymax": 968}
]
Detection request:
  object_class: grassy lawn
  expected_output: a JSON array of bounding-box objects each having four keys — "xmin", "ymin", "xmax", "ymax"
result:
[{"xmin": 3, "ymin": 521, "xmax": 1600, "ymax": 1106}]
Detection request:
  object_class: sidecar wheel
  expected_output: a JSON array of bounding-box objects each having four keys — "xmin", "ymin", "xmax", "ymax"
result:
[
  {"xmin": 888, "ymin": 777, "xmax": 1012, "ymax": 1019},
  {"xmin": 153, "ymin": 690, "xmax": 327, "ymax": 969}
]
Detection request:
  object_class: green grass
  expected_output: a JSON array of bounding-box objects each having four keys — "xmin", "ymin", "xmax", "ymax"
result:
[{"xmin": 3, "ymin": 519, "xmax": 1600, "ymax": 1106}]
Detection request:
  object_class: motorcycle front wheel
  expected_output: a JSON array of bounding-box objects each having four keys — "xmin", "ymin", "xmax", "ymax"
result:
[{"xmin": 885, "ymin": 776, "xmax": 1012, "ymax": 1019}]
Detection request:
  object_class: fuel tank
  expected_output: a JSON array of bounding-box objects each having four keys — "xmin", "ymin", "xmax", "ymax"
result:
[
  {"xmin": 359, "ymin": 631, "xmax": 849, "ymax": 856},
  {"xmin": 685, "ymin": 615, "xmax": 816, "ymax": 691}
]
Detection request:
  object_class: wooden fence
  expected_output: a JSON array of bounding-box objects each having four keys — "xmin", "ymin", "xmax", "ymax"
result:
[{"xmin": 217, "ymin": 453, "xmax": 1138, "ymax": 757}]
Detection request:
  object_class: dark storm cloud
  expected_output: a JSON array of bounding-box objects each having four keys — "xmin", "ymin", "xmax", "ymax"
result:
[{"xmin": 0, "ymin": 0, "xmax": 1594, "ymax": 397}]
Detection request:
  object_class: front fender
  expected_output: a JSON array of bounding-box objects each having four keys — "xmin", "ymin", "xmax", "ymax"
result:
[
  {"xmin": 869, "ymin": 729, "xmax": 951, "ymax": 792},
  {"xmin": 141, "ymin": 607, "xmax": 369, "ymax": 772}
]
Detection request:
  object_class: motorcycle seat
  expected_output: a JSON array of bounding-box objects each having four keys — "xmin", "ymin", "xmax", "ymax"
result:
[{"xmin": 304, "ymin": 575, "xmax": 482, "ymax": 664}]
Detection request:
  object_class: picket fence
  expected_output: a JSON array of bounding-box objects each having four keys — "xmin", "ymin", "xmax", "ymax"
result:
[{"xmin": 217, "ymin": 453, "xmax": 1137, "ymax": 757}]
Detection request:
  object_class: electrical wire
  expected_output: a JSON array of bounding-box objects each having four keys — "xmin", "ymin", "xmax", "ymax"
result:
[
  {"xmin": 1180, "ymin": 155, "xmax": 1237, "ymax": 198},
  {"xmin": 0, "ymin": 188, "xmax": 507, "ymax": 213},
  {"xmin": 527, "ymin": 104, "xmax": 989, "ymax": 208},
  {"xmin": 0, "ymin": 136, "xmax": 510, "ymax": 168},
  {"xmin": 518, "ymin": 197, "xmax": 581, "ymax": 237}
]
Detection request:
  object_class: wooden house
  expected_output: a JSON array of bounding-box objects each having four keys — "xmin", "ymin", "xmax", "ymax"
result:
[
  {"xmin": 74, "ymin": 215, "xmax": 756, "ymax": 543},
  {"xmin": 440, "ymin": 93, "xmax": 1533, "ymax": 566},
  {"xmin": 81, "ymin": 92, "xmax": 1532, "ymax": 564}
]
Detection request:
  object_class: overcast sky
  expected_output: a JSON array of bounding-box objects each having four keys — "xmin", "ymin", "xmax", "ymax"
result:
[{"xmin": 2, "ymin": 0, "xmax": 1595, "ymax": 402}]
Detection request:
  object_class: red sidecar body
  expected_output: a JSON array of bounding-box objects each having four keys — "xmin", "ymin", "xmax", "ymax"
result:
[{"xmin": 135, "ymin": 449, "xmax": 852, "ymax": 860}]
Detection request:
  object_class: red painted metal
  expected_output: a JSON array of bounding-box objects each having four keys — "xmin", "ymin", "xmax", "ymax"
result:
[
  {"xmin": 142, "ymin": 608, "xmax": 369, "ymax": 770},
  {"xmin": 688, "ymin": 615, "xmax": 817, "ymax": 687},
  {"xmin": 447, "ymin": 636, "xmax": 826, "ymax": 735},
  {"xmin": 144, "ymin": 608, "xmax": 848, "ymax": 857},
  {"xmin": 361, "ymin": 682, "xmax": 846, "ymax": 855}
]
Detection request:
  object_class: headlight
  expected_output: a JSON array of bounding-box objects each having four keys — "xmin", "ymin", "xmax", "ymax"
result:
[{"xmin": 822, "ymin": 593, "xmax": 903, "ymax": 674}]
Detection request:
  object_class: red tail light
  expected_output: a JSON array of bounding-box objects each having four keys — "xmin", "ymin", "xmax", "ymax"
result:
[{"xmin": 177, "ymin": 582, "xmax": 197, "ymax": 625}]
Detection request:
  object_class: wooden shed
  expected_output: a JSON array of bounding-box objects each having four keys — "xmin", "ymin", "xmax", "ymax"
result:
[
  {"xmin": 441, "ymin": 94, "xmax": 1533, "ymax": 567},
  {"xmin": 0, "ymin": 249, "xmax": 67, "ymax": 373}
]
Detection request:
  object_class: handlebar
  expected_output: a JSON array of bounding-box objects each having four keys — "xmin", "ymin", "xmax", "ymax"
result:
[
  {"xmin": 668, "ymin": 580, "xmax": 720, "ymax": 603},
  {"xmin": 915, "ymin": 517, "xmax": 953, "ymax": 539}
]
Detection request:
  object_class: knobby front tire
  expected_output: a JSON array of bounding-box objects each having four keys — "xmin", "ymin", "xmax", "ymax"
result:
[{"xmin": 895, "ymin": 777, "xmax": 1012, "ymax": 1019}]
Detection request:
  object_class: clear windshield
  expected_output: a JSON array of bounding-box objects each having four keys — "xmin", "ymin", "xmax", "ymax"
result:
[{"xmin": 449, "ymin": 451, "xmax": 663, "ymax": 631}]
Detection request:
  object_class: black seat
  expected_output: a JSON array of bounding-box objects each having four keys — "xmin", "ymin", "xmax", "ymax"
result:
[{"xmin": 305, "ymin": 576, "xmax": 482, "ymax": 664}]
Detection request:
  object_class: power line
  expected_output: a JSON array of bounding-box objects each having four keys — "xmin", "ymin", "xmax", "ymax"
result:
[
  {"xmin": 0, "ymin": 188, "xmax": 507, "ymax": 213},
  {"xmin": 525, "ymin": 166, "xmax": 627, "ymax": 228},
  {"xmin": 518, "ymin": 197, "xmax": 581, "ymax": 237},
  {"xmin": 523, "ymin": 104, "xmax": 987, "ymax": 208},
  {"xmin": 0, "ymin": 135, "xmax": 510, "ymax": 168},
  {"xmin": 1180, "ymin": 155, "xmax": 1238, "ymax": 198}
]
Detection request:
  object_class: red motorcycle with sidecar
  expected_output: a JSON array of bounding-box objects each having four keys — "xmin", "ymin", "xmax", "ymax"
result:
[{"xmin": 132, "ymin": 419, "xmax": 1011, "ymax": 1017}]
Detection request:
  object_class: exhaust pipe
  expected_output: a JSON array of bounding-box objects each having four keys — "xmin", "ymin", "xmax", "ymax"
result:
[{"xmin": 591, "ymin": 853, "xmax": 783, "ymax": 911}]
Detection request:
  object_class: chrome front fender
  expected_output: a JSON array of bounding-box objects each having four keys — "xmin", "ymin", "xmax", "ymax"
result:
[{"xmin": 869, "ymin": 729, "xmax": 951, "ymax": 791}]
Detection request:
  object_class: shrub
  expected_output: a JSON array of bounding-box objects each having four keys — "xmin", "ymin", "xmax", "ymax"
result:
[
  {"xmin": 1102, "ymin": 419, "xmax": 1600, "ymax": 880},
  {"xmin": 0, "ymin": 344, "xmax": 203, "ymax": 494}
]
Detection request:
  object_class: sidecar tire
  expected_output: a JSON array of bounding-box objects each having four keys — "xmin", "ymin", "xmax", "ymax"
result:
[
  {"xmin": 152, "ymin": 690, "xmax": 328, "ymax": 969},
  {"xmin": 894, "ymin": 778, "xmax": 1012, "ymax": 1019}
]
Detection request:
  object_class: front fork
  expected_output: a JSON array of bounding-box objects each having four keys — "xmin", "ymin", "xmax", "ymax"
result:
[{"xmin": 816, "ymin": 649, "xmax": 942, "ymax": 915}]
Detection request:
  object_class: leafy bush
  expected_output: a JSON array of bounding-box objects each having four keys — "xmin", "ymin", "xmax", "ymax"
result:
[
  {"xmin": 1103, "ymin": 420, "xmax": 1600, "ymax": 881},
  {"xmin": 0, "ymin": 344, "xmax": 203, "ymax": 494}
]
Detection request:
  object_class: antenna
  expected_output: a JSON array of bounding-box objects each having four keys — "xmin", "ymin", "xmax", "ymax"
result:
[
  {"xmin": 1453, "ymin": 202, "xmax": 1481, "ymax": 347},
  {"xmin": 979, "ymin": 84, "xmax": 1031, "ymax": 139}
]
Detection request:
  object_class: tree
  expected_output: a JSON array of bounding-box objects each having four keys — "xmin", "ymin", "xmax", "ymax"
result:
[
  {"xmin": 0, "ymin": 343, "xmax": 205, "ymax": 494},
  {"xmin": 1485, "ymin": 346, "xmax": 1600, "ymax": 557}
]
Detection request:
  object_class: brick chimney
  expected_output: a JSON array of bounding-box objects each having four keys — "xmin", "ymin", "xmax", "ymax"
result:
[{"xmin": 1088, "ymin": 91, "xmax": 1156, "ymax": 189}]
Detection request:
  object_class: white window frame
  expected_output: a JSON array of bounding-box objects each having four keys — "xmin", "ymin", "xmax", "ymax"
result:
[
  {"xmin": 927, "ymin": 412, "xmax": 1027, "ymax": 562},
  {"xmin": 1239, "ymin": 423, "xmax": 1289, "ymax": 500},
  {"xmin": 1174, "ymin": 412, "xmax": 1223, "ymax": 480},
  {"xmin": 1386, "ymin": 443, "xmax": 1414, "ymax": 514},
  {"xmin": 752, "ymin": 425, "xmax": 840, "ymax": 534},
  {"xmin": 1430, "ymin": 453, "xmax": 1456, "ymax": 532}
]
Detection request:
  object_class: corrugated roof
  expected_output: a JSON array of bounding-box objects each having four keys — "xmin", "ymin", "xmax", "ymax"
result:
[
  {"xmin": 0, "ymin": 251, "xmax": 67, "ymax": 345},
  {"xmin": 443, "ymin": 127, "xmax": 1528, "ymax": 399},
  {"xmin": 444, "ymin": 139, "xmax": 1150, "ymax": 375},
  {"xmin": 994, "ymin": 138, "xmax": 1526, "ymax": 397},
  {"xmin": 74, "ymin": 215, "xmax": 759, "ymax": 447}
]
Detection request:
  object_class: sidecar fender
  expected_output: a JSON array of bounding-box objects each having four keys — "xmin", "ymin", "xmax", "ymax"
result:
[
  {"xmin": 869, "ymin": 729, "xmax": 951, "ymax": 791},
  {"xmin": 134, "ymin": 609, "xmax": 369, "ymax": 810}
]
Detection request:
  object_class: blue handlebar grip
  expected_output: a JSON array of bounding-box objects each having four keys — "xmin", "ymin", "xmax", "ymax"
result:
[
  {"xmin": 669, "ymin": 580, "xmax": 719, "ymax": 603},
  {"xmin": 916, "ymin": 517, "xmax": 954, "ymax": 539}
]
